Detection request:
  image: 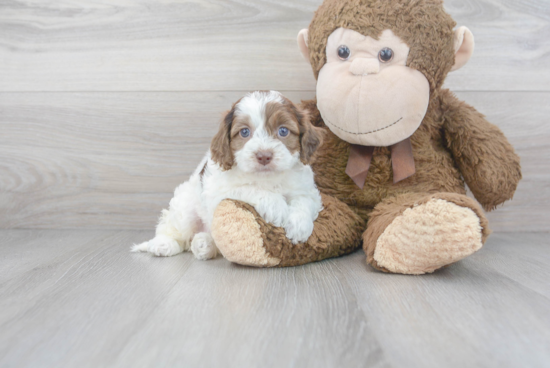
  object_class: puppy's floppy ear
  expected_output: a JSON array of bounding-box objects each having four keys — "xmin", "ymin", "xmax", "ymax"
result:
[
  {"xmin": 297, "ymin": 109, "xmax": 324, "ymax": 164},
  {"xmin": 210, "ymin": 107, "xmax": 235, "ymax": 171}
]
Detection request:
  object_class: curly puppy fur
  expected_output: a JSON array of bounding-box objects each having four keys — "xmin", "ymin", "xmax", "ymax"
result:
[{"xmin": 133, "ymin": 91, "xmax": 325, "ymax": 259}]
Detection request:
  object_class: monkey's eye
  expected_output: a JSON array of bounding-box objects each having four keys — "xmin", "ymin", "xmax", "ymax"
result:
[
  {"xmin": 337, "ymin": 45, "xmax": 351, "ymax": 60},
  {"xmin": 378, "ymin": 48, "xmax": 394, "ymax": 63},
  {"xmin": 278, "ymin": 127, "xmax": 289, "ymax": 137},
  {"xmin": 240, "ymin": 128, "xmax": 250, "ymax": 138}
]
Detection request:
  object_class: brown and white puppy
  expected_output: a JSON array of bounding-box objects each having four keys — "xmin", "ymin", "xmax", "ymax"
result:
[
  {"xmin": 132, "ymin": 91, "xmax": 324, "ymax": 260},
  {"xmin": 211, "ymin": 91, "xmax": 322, "ymax": 172}
]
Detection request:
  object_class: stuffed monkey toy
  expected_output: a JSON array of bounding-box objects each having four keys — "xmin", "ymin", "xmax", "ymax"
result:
[{"xmin": 210, "ymin": 0, "xmax": 521, "ymax": 274}]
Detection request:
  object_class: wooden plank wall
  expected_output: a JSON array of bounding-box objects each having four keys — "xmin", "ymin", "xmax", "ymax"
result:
[{"xmin": 1, "ymin": 0, "xmax": 549, "ymax": 231}]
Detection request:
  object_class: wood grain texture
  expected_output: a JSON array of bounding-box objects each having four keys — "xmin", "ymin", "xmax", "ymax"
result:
[
  {"xmin": 0, "ymin": 229, "xmax": 389, "ymax": 368},
  {"xmin": 0, "ymin": 0, "xmax": 549, "ymax": 92},
  {"xmin": 341, "ymin": 232, "xmax": 550, "ymax": 368},
  {"xmin": 0, "ymin": 229, "xmax": 548, "ymax": 368},
  {"xmin": 1, "ymin": 91, "xmax": 548, "ymax": 231}
]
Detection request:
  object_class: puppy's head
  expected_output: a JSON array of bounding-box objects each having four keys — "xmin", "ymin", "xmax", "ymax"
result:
[{"xmin": 210, "ymin": 91, "xmax": 324, "ymax": 173}]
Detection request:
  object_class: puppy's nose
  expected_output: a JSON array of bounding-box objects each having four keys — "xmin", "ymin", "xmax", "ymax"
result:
[
  {"xmin": 350, "ymin": 58, "xmax": 380, "ymax": 76},
  {"xmin": 255, "ymin": 151, "xmax": 273, "ymax": 166}
]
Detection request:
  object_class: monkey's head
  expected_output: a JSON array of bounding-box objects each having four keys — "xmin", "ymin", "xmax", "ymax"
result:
[{"xmin": 297, "ymin": 0, "xmax": 474, "ymax": 147}]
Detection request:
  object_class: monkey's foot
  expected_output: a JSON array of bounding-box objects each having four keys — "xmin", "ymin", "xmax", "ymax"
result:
[
  {"xmin": 211, "ymin": 195, "xmax": 364, "ymax": 267},
  {"xmin": 211, "ymin": 200, "xmax": 281, "ymax": 267},
  {"xmin": 365, "ymin": 193, "xmax": 490, "ymax": 275}
]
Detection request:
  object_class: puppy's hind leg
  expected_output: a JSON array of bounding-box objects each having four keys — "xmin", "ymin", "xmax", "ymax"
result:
[
  {"xmin": 191, "ymin": 232, "xmax": 218, "ymax": 260},
  {"xmin": 132, "ymin": 179, "xmax": 202, "ymax": 257},
  {"xmin": 131, "ymin": 212, "xmax": 196, "ymax": 257}
]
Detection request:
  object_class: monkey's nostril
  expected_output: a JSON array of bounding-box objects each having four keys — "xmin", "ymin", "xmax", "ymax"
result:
[{"xmin": 255, "ymin": 151, "xmax": 273, "ymax": 166}]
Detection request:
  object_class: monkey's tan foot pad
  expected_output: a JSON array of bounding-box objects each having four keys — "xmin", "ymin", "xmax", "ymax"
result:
[
  {"xmin": 373, "ymin": 198, "xmax": 483, "ymax": 275},
  {"xmin": 211, "ymin": 200, "xmax": 281, "ymax": 267}
]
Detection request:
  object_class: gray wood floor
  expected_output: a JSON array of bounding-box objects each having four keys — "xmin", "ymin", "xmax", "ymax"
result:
[
  {"xmin": 2, "ymin": 1, "xmax": 550, "ymax": 367},
  {"xmin": 0, "ymin": 230, "xmax": 548, "ymax": 368}
]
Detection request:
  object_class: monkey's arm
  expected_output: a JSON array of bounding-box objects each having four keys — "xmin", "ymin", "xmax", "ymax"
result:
[
  {"xmin": 211, "ymin": 194, "xmax": 364, "ymax": 267},
  {"xmin": 440, "ymin": 89, "xmax": 522, "ymax": 211}
]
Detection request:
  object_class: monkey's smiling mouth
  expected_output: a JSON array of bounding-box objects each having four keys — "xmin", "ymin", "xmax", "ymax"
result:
[{"xmin": 324, "ymin": 117, "xmax": 403, "ymax": 135}]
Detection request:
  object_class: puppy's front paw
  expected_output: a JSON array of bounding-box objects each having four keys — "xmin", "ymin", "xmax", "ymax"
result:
[
  {"xmin": 255, "ymin": 197, "xmax": 289, "ymax": 228},
  {"xmin": 191, "ymin": 232, "xmax": 218, "ymax": 260},
  {"xmin": 284, "ymin": 213, "xmax": 315, "ymax": 244},
  {"xmin": 142, "ymin": 235, "xmax": 183, "ymax": 257}
]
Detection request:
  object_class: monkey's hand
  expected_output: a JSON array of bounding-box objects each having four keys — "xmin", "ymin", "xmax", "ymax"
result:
[{"xmin": 441, "ymin": 90, "xmax": 522, "ymax": 211}]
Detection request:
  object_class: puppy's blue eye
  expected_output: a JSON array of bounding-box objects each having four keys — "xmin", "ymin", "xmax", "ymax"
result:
[
  {"xmin": 240, "ymin": 128, "xmax": 250, "ymax": 138},
  {"xmin": 278, "ymin": 127, "xmax": 289, "ymax": 137}
]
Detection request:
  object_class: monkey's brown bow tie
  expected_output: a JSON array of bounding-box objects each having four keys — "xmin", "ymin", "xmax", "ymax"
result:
[{"xmin": 345, "ymin": 138, "xmax": 416, "ymax": 189}]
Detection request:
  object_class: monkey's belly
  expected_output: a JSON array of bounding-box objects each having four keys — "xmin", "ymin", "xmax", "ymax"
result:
[{"xmin": 311, "ymin": 130, "xmax": 466, "ymax": 219}]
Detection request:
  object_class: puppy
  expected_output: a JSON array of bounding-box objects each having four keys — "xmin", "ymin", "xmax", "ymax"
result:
[{"xmin": 131, "ymin": 91, "xmax": 324, "ymax": 260}]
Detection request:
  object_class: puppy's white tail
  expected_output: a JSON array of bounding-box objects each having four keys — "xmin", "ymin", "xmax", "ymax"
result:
[{"xmin": 130, "ymin": 241, "xmax": 149, "ymax": 253}]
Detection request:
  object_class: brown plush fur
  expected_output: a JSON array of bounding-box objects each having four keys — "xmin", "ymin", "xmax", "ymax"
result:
[
  {"xmin": 440, "ymin": 89, "xmax": 522, "ymax": 211},
  {"xmin": 210, "ymin": 0, "xmax": 521, "ymax": 273},
  {"xmin": 220, "ymin": 194, "xmax": 365, "ymax": 267},
  {"xmin": 303, "ymin": 0, "xmax": 521, "ymax": 221}
]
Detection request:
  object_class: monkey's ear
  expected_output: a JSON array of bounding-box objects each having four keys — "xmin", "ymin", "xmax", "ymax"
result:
[
  {"xmin": 297, "ymin": 29, "xmax": 310, "ymax": 63},
  {"xmin": 210, "ymin": 109, "xmax": 235, "ymax": 171},
  {"xmin": 451, "ymin": 26, "xmax": 475, "ymax": 72}
]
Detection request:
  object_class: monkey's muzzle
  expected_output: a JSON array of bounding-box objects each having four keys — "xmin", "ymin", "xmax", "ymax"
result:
[{"xmin": 316, "ymin": 65, "xmax": 430, "ymax": 147}]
